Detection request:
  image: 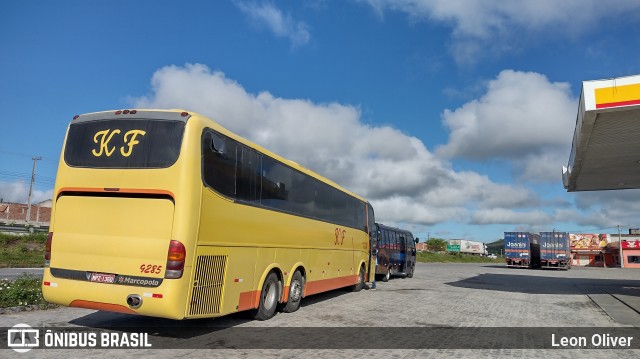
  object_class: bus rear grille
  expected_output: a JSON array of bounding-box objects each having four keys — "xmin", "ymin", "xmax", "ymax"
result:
[{"xmin": 189, "ymin": 255, "xmax": 227, "ymax": 316}]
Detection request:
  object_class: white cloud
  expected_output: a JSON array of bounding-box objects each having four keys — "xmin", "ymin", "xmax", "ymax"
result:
[
  {"xmin": 0, "ymin": 181, "xmax": 53, "ymax": 204},
  {"xmin": 565, "ymin": 190, "xmax": 640, "ymax": 229},
  {"xmin": 470, "ymin": 208, "xmax": 551, "ymax": 225},
  {"xmin": 436, "ymin": 70, "xmax": 576, "ymax": 183},
  {"xmin": 359, "ymin": 0, "xmax": 640, "ymax": 65},
  {"xmin": 235, "ymin": 1, "xmax": 311, "ymax": 46},
  {"xmin": 132, "ymin": 63, "xmax": 541, "ymax": 227},
  {"xmin": 547, "ymin": 189, "xmax": 640, "ymax": 232}
]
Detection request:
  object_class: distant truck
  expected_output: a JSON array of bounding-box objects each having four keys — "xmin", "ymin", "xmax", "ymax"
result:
[
  {"xmin": 539, "ymin": 232, "xmax": 571, "ymax": 270},
  {"xmin": 448, "ymin": 239, "xmax": 487, "ymax": 256},
  {"xmin": 504, "ymin": 232, "xmax": 541, "ymax": 268}
]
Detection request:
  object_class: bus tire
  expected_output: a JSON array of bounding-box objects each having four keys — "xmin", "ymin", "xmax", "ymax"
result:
[
  {"xmin": 254, "ymin": 272, "xmax": 280, "ymax": 321},
  {"xmin": 382, "ymin": 267, "xmax": 390, "ymax": 282},
  {"xmin": 350, "ymin": 265, "xmax": 365, "ymax": 292},
  {"xmin": 282, "ymin": 270, "xmax": 304, "ymax": 313},
  {"xmin": 407, "ymin": 268, "xmax": 414, "ymax": 278}
]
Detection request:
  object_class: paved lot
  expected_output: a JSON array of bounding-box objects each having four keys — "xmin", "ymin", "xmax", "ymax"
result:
[
  {"xmin": 0, "ymin": 268, "xmax": 43, "ymax": 281},
  {"xmin": 2, "ymin": 263, "xmax": 640, "ymax": 358}
]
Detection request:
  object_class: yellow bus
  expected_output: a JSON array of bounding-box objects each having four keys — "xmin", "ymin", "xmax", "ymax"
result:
[{"xmin": 42, "ymin": 109, "xmax": 375, "ymax": 320}]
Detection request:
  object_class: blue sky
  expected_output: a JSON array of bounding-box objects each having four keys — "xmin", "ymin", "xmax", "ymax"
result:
[{"xmin": 3, "ymin": 0, "xmax": 640, "ymax": 242}]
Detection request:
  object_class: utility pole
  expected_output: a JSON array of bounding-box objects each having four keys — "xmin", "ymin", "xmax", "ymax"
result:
[
  {"xmin": 618, "ymin": 225, "xmax": 624, "ymax": 268},
  {"xmin": 25, "ymin": 156, "xmax": 42, "ymax": 225}
]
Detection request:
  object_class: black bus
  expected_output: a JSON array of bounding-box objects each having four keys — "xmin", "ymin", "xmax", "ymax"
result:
[{"xmin": 373, "ymin": 223, "xmax": 419, "ymax": 281}]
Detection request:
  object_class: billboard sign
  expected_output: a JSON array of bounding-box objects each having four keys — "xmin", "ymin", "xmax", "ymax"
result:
[{"xmin": 569, "ymin": 234, "xmax": 610, "ymax": 250}]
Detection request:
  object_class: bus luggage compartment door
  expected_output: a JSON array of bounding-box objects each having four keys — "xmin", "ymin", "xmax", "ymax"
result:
[{"xmin": 50, "ymin": 195, "xmax": 175, "ymax": 278}]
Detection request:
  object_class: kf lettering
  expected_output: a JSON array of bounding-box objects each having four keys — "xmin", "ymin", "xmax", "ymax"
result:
[{"xmin": 92, "ymin": 129, "xmax": 146, "ymax": 157}]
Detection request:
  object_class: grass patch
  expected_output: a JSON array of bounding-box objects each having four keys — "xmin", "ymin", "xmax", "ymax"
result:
[
  {"xmin": 0, "ymin": 274, "xmax": 50, "ymax": 309},
  {"xmin": 0, "ymin": 232, "xmax": 47, "ymax": 268},
  {"xmin": 417, "ymin": 251, "xmax": 503, "ymax": 263}
]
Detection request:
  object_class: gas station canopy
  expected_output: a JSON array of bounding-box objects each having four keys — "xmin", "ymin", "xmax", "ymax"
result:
[{"xmin": 563, "ymin": 75, "xmax": 640, "ymax": 191}]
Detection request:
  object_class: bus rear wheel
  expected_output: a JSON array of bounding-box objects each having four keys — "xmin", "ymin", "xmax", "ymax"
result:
[
  {"xmin": 253, "ymin": 272, "xmax": 280, "ymax": 321},
  {"xmin": 349, "ymin": 265, "xmax": 365, "ymax": 292},
  {"xmin": 282, "ymin": 270, "xmax": 304, "ymax": 313}
]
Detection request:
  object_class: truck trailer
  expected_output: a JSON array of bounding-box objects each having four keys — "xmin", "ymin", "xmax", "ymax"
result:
[
  {"xmin": 504, "ymin": 232, "xmax": 541, "ymax": 268},
  {"xmin": 539, "ymin": 232, "xmax": 571, "ymax": 270},
  {"xmin": 448, "ymin": 239, "xmax": 487, "ymax": 256}
]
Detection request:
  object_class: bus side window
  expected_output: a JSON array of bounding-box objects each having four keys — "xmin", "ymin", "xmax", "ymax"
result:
[
  {"xmin": 203, "ymin": 129, "xmax": 367, "ymax": 231},
  {"xmin": 203, "ymin": 131, "xmax": 236, "ymax": 198},
  {"xmin": 236, "ymin": 146, "xmax": 260, "ymax": 203},
  {"xmin": 386, "ymin": 230, "xmax": 391, "ymax": 249},
  {"xmin": 381, "ymin": 229, "xmax": 388, "ymax": 249},
  {"xmin": 261, "ymin": 156, "xmax": 292, "ymax": 210}
]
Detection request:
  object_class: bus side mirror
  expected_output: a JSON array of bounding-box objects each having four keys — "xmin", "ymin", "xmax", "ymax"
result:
[{"xmin": 415, "ymin": 238, "xmax": 419, "ymax": 243}]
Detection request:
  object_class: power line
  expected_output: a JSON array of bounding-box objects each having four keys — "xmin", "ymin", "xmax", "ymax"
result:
[
  {"xmin": 0, "ymin": 149, "xmax": 57, "ymax": 162},
  {"xmin": 0, "ymin": 171, "xmax": 55, "ymax": 185},
  {"xmin": 560, "ymin": 225, "xmax": 639, "ymax": 234}
]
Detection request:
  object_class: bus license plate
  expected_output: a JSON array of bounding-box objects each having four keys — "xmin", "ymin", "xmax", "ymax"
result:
[{"xmin": 90, "ymin": 273, "xmax": 115, "ymax": 283}]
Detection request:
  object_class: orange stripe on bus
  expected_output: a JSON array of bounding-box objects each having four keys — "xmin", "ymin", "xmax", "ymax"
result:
[
  {"xmin": 304, "ymin": 275, "xmax": 357, "ymax": 296},
  {"xmin": 58, "ymin": 187, "xmax": 175, "ymax": 199},
  {"xmin": 70, "ymin": 300, "xmax": 138, "ymax": 314},
  {"xmin": 238, "ymin": 290, "xmax": 260, "ymax": 311},
  {"xmin": 237, "ymin": 275, "xmax": 358, "ymax": 311},
  {"xmin": 281, "ymin": 285, "xmax": 290, "ymax": 303}
]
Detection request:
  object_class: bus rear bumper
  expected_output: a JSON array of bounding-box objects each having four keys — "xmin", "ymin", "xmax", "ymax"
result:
[
  {"xmin": 41, "ymin": 269, "xmax": 189, "ymax": 320},
  {"xmin": 69, "ymin": 299, "xmax": 138, "ymax": 314}
]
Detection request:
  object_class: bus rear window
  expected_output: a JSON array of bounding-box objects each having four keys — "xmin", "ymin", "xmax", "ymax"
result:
[{"xmin": 64, "ymin": 119, "xmax": 185, "ymax": 168}]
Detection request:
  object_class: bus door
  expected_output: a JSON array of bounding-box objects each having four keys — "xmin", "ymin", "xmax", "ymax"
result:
[
  {"xmin": 378, "ymin": 229, "xmax": 389, "ymax": 275},
  {"xmin": 367, "ymin": 206, "xmax": 377, "ymax": 283},
  {"xmin": 387, "ymin": 230, "xmax": 396, "ymax": 272},
  {"xmin": 398, "ymin": 235, "xmax": 407, "ymax": 273},
  {"xmin": 406, "ymin": 235, "xmax": 416, "ymax": 272}
]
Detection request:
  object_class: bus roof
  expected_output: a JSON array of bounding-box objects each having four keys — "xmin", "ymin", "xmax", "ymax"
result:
[
  {"xmin": 71, "ymin": 109, "xmax": 369, "ymax": 204},
  {"xmin": 377, "ymin": 223, "xmax": 414, "ymax": 235}
]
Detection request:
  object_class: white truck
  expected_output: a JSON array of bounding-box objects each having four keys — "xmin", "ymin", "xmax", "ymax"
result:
[{"xmin": 448, "ymin": 239, "xmax": 488, "ymax": 256}]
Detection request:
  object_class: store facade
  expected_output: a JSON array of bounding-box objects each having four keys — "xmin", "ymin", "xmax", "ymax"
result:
[
  {"xmin": 570, "ymin": 233, "xmax": 640, "ymax": 268},
  {"xmin": 621, "ymin": 239, "xmax": 640, "ymax": 268}
]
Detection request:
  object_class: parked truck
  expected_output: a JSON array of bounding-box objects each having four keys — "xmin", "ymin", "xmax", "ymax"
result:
[
  {"xmin": 504, "ymin": 232, "xmax": 541, "ymax": 268},
  {"xmin": 448, "ymin": 239, "xmax": 488, "ymax": 256},
  {"xmin": 539, "ymin": 232, "xmax": 571, "ymax": 270}
]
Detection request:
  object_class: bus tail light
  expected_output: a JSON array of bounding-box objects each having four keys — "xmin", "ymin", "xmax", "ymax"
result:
[
  {"xmin": 45, "ymin": 232, "xmax": 53, "ymax": 267},
  {"xmin": 165, "ymin": 240, "xmax": 186, "ymax": 279}
]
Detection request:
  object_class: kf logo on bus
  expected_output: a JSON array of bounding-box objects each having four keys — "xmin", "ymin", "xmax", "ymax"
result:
[{"xmin": 92, "ymin": 129, "xmax": 146, "ymax": 157}]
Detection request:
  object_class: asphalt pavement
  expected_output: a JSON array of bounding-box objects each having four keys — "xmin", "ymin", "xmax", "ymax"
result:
[
  {"xmin": 1, "ymin": 263, "xmax": 640, "ymax": 357},
  {"xmin": 0, "ymin": 268, "xmax": 43, "ymax": 281}
]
